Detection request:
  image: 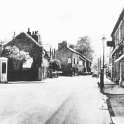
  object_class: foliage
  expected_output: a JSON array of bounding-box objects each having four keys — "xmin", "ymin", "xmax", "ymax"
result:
[
  {"xmin": 2, "ymin": 45, "xmax": 33, "ymax": 70},
  {"xmin": 75, "ymin": 36, "xmax": 94, "ymax": 60},
  {"xmin": 3, "ymin": 46, "xmax": 24, "ymax": 60}
]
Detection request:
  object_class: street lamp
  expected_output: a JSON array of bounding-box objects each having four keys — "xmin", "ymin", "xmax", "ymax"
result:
[{"xmin": 100, "ymin": 36, "xmax": 106, "ymax": 92}]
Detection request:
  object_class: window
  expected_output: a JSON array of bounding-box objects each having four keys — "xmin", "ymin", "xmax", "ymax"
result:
[
  {"xmin": 2, "ymin": 62, "xmax": 6, "ymax": 74},
  {"xmin": 116, "ymin": 29, "xmax": 119, "ymax": 45},
  {"xmin": 120, "ymin": 21, "xmax": 124, "ymax": 40},
  {"xmin": 74, "ymin": 58, "xmax": 75, "ymax": 64},
  {"xmin": 79, "ymin": 61, "xmax": 83, "ymax": 65},
  {"xmin": 68, "ymin": 58, "xmax": 71, "ymax": 63}
]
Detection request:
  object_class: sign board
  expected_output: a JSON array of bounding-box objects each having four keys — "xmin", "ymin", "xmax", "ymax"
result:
[{"xmin": 107, "ymin": 41, "xmax": 114, "ymax": 47}]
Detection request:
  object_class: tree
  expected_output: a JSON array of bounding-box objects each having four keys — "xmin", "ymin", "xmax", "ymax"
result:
[{"xmin": 75, "ymin": 36, "xmax": 94, "ymax": 60}]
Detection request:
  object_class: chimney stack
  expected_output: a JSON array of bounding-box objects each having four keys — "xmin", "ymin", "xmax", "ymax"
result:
[
  {"xmin": 27, "ymin": 28, "xmax": 31, "ymax": 36},
  {"xmin": 27, "ymin": 28, "xmax": 42, "ymax": 45}
]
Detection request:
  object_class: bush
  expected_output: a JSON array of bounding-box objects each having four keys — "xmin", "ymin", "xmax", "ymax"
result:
[{"xmin": 2, "ymin": 45, "xmax": 33, "ymax": 70}]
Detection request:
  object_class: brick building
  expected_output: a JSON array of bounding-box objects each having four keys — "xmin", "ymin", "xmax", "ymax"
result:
[
  {"xmin": 109, "ymin": 8, "xmax": 124, "ymax": 85},
  {"xmin": 56, "ymin": 41, "xmax": 92, "ymax": 75},
  {"xmin": 2, "ymin": 29, "xmax": 49, "ymax": 81}
]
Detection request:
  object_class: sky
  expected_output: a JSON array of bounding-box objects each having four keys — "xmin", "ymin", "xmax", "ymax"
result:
[{"xmin": 0, "ymin": 0, "xmax": 124, "ymax": 57}]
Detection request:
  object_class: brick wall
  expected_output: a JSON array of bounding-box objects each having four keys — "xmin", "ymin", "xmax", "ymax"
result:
[{"xmin": 56, "ymin": 47, "xmax": 73, "ymax": 65}]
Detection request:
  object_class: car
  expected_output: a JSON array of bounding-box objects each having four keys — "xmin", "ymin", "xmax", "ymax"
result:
[{"xmin": 92, "ymin": 71, "xmax": 98, "ymax": 77}]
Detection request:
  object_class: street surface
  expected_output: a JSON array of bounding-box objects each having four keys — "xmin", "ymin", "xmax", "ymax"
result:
[{"xmin": 0, "ymin": 76, "xmax": 111, "ymax": 124}]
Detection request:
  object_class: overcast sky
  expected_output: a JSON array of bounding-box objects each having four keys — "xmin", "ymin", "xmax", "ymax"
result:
[{"xmin": 0, "ymin": 0, "xmax": 124, "ymax": 56}]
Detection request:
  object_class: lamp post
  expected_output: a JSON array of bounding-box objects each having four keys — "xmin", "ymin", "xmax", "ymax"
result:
[{"xmin": 100, "ymin": 36, "xmax": 106, "ymax": 92}]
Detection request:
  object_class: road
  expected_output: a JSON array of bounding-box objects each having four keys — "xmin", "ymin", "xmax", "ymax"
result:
[{"xmin": 0, "ymin": 76, "xmax": 111, "ymax": 124}]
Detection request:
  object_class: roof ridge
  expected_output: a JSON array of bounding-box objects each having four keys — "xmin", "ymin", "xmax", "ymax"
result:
[
  {"xmin": 67, "ymin": 47, "xmax": 92, "ymax": 62},
  {"xmin": 24, "ymin": 32, "xmax": 42, "ymax": 47}
]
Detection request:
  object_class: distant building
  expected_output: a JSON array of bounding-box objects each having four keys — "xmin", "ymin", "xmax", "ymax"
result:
[
  {"xmin": 56, "ymin": 41, "xmax": 92, "ymax": 75},
  {"xmin": 2, "ymin": 29, "xmax": 49, "ymax": 81},
  {"xmin": 109, "ymin": 8, "xmax": 124, "ymax": 85}
]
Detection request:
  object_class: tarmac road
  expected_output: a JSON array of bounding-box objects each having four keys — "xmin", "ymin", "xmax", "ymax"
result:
[{"xmin": 0, "ymin": 76, "xmax": 111, "ymax": 124}]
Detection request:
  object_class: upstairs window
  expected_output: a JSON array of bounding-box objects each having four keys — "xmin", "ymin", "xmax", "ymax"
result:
[
  {"xmin": 68, "ymin": 58, "xmax": 71, "ymax": 64},
  {"xmin": 120, "ymin": 20, "xmax": 124, "ymax": 41}
]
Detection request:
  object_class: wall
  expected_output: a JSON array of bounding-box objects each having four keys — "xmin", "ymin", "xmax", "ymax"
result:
[{"xmin": 56, "ymin": 47, "xmax": 73, "ymax": 65}]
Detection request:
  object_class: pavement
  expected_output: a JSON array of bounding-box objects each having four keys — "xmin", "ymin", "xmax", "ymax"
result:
[{"xmin": 102, "ymin": 76, "xmax": 124, "ymax": 124}]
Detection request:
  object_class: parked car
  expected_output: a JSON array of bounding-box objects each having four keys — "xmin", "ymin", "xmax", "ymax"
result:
[
  {"xmin": 48, "ymin": 59, "xmax": 61, "ymax": 78},
  {"xmin": 92, "ymin": 71, "xmax": 98, "ymax": 77}
]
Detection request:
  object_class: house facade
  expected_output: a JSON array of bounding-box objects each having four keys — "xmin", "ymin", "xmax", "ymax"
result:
[
  {"xmin": 56, "ymin": 41, "xmax": 91, "ymax": 75},
  {"xmin": 110, "ymin": 9, "xmax": 124, "ymax": 85},
  {"xmin": 2, "ymin": 29, "xmax": 49, "ymax": 81}
]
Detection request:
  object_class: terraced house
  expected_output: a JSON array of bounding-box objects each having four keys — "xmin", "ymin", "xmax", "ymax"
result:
[
  {"xmin": 56, "ymin": 41, "xmax": 92, "ymax": 76},
  {"xmin": 110, "ymin": 8, "xmax": 124, "ymax": 86}
]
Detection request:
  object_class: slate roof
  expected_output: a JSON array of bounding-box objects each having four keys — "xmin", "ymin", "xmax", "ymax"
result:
[
  {"xmin": 67, "ymin": 47, "xmax": 92, "ymax": 63},
  {"xmin": 25, "ymin": 32, "xmax": 42, "ymax": 47},
  {"xmin": 5, "ymin": 32, "xmax": 42, "ymax": 48}
]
